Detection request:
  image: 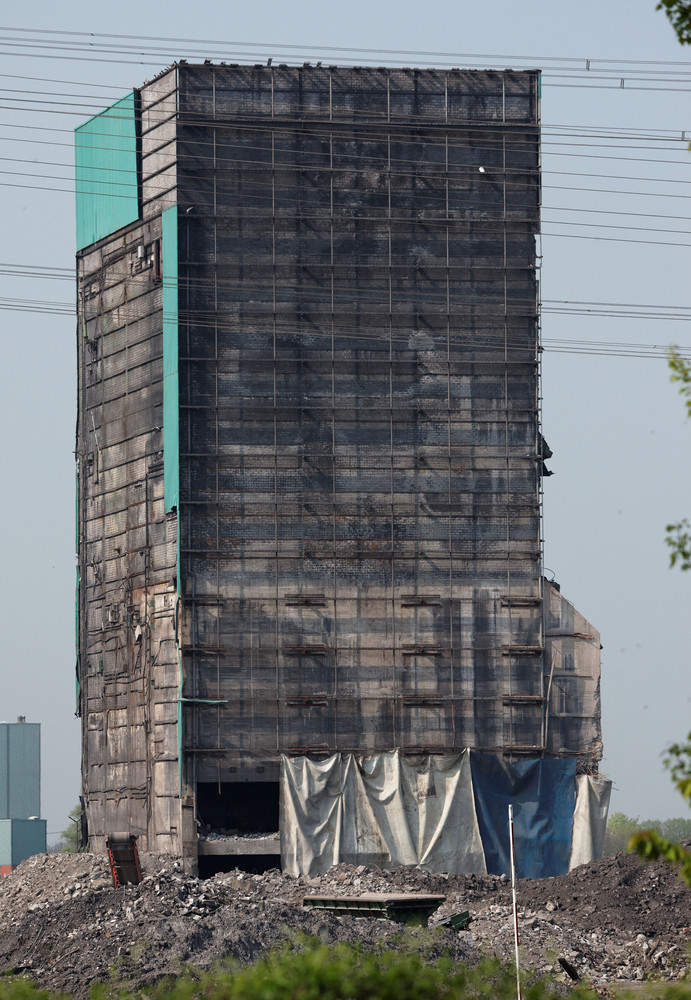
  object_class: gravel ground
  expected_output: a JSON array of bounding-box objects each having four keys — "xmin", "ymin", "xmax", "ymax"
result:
[{"xmin": 0, "ymin": 849, "xmax": 689, "ymax": 997}]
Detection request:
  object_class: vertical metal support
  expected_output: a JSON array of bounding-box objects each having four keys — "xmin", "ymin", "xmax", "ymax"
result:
[
  {"xmin": 387, "ymin": 109, "xmax": 396, "ymax": 742},
  {"xmin": 509, "ymin": 804, "xmax": 523, "ymax": 1000},
  {"xmin": 330, "ymin": 117, "xmax": 338, "ymax": 747},
  {"xmin": 212, "ymin": 83, "xmax": 221, "ymax": 772},
  {"xmin": 535, "ymin": 74, "xmax": 547, "ymax": 753},
  {"xmin": 272, "ymin": 129, "xmax": 280, "ymax": 752},
  {"xmin": 445, "ymin": 107, "xmax": 456, "ymax": 745},
  {"xmin": 501, "ymin": 79, "xmax": 514, "ymax": 749}
]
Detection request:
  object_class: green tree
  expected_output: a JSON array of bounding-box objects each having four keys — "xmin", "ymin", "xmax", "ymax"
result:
[
  {"xmin": 665, "ymin": 349, "xmax": 691, "ymax": 569},
  {"xmin": 54, "ymin": 803, "xmax": 81, "ymax": 853},
  {"xmin": 656, "ymin": 0, "xmax": 691, "ymax": 45},
  {"xmin": 627, "ymin": 346, "xmax": 691, "ymax": 881},
  {"xmin": 603, "ymin": 812, "xmax": 642, "ymax": 856},
  {"xmin": 629, "ymin": 736, "xmax": 691, "ymax": 885},
  {"xmin": 606, "ymin": 814, "xmax": 691, "ymax": 858},
  {"xmin": 655, "ymin": 816, "xmax": 691, "ymax": 842}
]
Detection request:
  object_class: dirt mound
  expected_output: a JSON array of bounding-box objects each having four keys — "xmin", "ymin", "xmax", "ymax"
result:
[{"xmin": 0, "ymin": 850, "xmax": 688, "ymax": 997}]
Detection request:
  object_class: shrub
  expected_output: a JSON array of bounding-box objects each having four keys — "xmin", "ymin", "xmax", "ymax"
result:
[{"xmin": 142, "ymin": 940, "xmax": 599, "ymax": 1000}]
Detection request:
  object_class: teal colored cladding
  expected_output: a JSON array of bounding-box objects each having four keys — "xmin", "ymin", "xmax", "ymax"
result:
[
  {"xmin": 162, "ymin": 205, "xmax": 182, "ymax": 788},
  {"xmin": 75, "ymin": 471, "xmax": 81, "ymax": 712},
  {"xmin": 0, "ymin": 819, "xmax": 47, "ymax": 867},
  {"xmin": 0, "ymin": 724, "xmax": 40, "ymax": 820},
  {"xmin": 75, "ymin": 93, "xmax": 139, "ymax": 250},
  {"xmin": 162, "ymin": 206, "xmax": 179, "ymax": 513},
  {"xmin": 0, "ymin": 820, "xmax": 9, "ymax": 866}
]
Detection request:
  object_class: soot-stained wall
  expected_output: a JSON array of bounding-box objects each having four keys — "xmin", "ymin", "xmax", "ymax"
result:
[
  {"xmin": 174, "ymin": 65, "xmax": 546, "ymax": 790},
  {"xmin": 77, "ymin": 65, "xmax": 603, "ymax": 861}
]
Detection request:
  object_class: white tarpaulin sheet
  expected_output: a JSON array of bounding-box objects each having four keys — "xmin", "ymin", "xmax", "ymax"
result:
[
  {"xmin": 569, "ymin": 774, "xmax": 612, "ymax": 869},
  {"xmin": 281, "ymin": 750, "xmax": 487, "ymax": 876}
]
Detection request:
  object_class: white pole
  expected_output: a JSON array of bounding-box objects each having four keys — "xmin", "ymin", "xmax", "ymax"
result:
[{"xmin": 508, "ymin": 804, "xmax": 522, "ymax": 1000}]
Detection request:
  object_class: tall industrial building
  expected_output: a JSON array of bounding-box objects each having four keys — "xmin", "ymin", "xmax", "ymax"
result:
[
  {"xmin": 75, "ymin": 64, "xmax": 607, "ymax": 876},
  {"xmin": 0, "ymin": 719, "xmax": 46, "ymax": 875}
]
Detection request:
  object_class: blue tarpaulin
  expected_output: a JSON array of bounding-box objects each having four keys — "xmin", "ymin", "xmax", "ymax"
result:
[{"xmin": 469, "ymin": 752, "xmax": 577, "ymax": 879}]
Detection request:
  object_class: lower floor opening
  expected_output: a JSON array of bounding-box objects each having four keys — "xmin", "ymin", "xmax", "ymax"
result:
[
  {"xmin": 196, "ymin": 780, "xmax": 281, "ymax": 878},
  {"xmin": 198, "ymin": 853, "xmax": 282, "ymax": 878},
  {"xmin": 196, "ymin": 781, "xmax": 280, "ymax": 834}
]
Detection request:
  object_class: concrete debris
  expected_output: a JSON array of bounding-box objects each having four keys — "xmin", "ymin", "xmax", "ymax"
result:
[{"xmin": 0, "ymin": 849, "xmax": 688, "ymax": 998}]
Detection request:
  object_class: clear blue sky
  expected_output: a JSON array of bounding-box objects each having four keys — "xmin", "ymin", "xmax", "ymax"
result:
[{"xmin": 0, "ymin": 0, "xmax": 689, "ymax": 839}]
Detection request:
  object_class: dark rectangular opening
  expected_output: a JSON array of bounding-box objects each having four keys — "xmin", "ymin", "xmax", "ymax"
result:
[
  {"xmin": 198, "ymin": 854, "xmax": 281, "ymax": 878},
  {"xmin": 196, "ymin": 781, "xmax": 279, "ymax": 834}
]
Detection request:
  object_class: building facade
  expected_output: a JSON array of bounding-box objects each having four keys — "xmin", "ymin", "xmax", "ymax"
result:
[
  {"xmin": 75, "ymin": 64, "xmax": 605, "ymax": 874},
  {"xmin": 0, "ymin": 719, "xmax": 46, "ymax": 875}
]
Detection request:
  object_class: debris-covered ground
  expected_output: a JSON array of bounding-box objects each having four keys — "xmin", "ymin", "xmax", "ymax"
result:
[{"xmin": 0, "ymin": 849, "xmax": 689, "ymax": 997}]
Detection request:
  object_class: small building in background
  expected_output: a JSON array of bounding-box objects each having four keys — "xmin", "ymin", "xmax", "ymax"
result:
[{"xmin": 0, "ymin": 718, "xmax": 47, "ymax": 876}]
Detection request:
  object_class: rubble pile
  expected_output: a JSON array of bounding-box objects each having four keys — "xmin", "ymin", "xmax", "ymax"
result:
[{"xmin": 0, "ymin": 849, "xmax": 688, "ymax": 998}]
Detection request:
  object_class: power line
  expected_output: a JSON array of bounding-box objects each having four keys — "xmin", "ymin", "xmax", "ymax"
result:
[
  {"xmin": 3, "ymin": 263, "xmax": 690, "ymax": 325},
  {"xmin": 3, "ymin": 118, "xmax": 691, "ymax": 191},
  {"xmin": 3, "ymin": 112, "xmax": 689, "ymax": 148},
  {"xmin": 1, "ymin": 122, "xmax": 689, "ymax": 170},
  {"xmin": 0, "ymin": 125, "xmax": 688, "ymax": 214},
  {"xmin": 4, "ymin": 285, "xmax": 690, "ymax": 335},
  {"xmin": 3, "ymin": 149, "xmax": 691, "ymax": 205},
  {"xmin": 0, "ymin": 69, "xmax": 689, "ymax": 140},
  {"xmin": 0, "ymin": 25, "xmax": 688, "ymax": 66},
  {"xmin": 1, "ymin": 39, "xmax": 691, "ymax": 92},
  {"xmin": 1, "ymin": 27, "xmax": 691, "ymax": 73}
]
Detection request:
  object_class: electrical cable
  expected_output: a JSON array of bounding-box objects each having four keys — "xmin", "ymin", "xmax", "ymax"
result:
[
  {"xmin": 0, "ymin": 34, "xmax": 691, "ymax": 87},
  {"xmin": 4, "ymin": 25, "xmax": 691, "ymax": 68},
  {"xmin": 1, "ymin": 37, "xmax": 691, "ymax": 93}
]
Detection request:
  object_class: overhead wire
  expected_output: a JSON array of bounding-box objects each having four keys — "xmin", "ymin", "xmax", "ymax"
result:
[
  {"xmin": 4, "ymin": 277, "xmax": 691, "ymax": 335},
  {"xmin": 1, "ymin": 124, "xmax": 690, "ymax": 169},
  {"xmin": 2, "ymin": 122, "xmax": 691, "ymax": 194},
  {"xmin": 3, "ymin": 262, "xmax": 690, "ymax": 329},
  {"xmin": 3, "ymin": 25, "xmax": 691, "ymax": 67},
  {"xmin": 3, "ymin": 295, "xmax": 689, "ymax": 362},
  {"xmin": 0, "ymin": 35, "xmax": 691, "ymax": 103},
  {"xmin": 0, "ymin": 114, "xmax": 688, "ymax": 218},
  {"xmin": 1, "ymin": 31, "xmax": 691, "ymax": 89},
  {"xmin": 2, "ymin": 102, "xmax": 683, "ymax": 209},
  {"xmin": 0, "ymin": 45, "xmax": 687, "ymax": 358},
  {"xmin": 2, "ymin": 111, "xmax": 690, "ymax": 149},
  {"xmin": 0, "ymin": 182, "xmax": 687, "ymax": 245},
  {"xmin": 0, "ymin": 87, "xmax": 687, "ymax": 142}
]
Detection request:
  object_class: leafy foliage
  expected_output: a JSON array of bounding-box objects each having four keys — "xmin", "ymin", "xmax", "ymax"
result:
[
  {"xmin": 105, "ymin": 941, "xmax": 600, "ymax": 1000},
  {"xmin": 668, "ymin": 348, "xmax": 691, "ymax": 416},
  {"xmin": 665, "ymin": 520, "xmax": 691, "ymax": 571},
  {"xmin": 629, "ymin": 730, "xmax": 691, "ymax": 885},
  {"xmin": 53, "ymin": 804, "xmax": 81, "ymax": 854},
  {"xmin": 665, "ymin": 349, "xmax": 691, "ymax": 570},
  {"xmin": 0, "ymin": 981, "xmax": 59, "ymax": 1000},
  {"xmin": 604, "ymin": 812, "xmax": 691, "ymax": 856},
  {"xmin": 4, "ymin": 939, "xmax": 691, "ymax": 997},
  {"xmin": 628, "ymin": 828, "xmax": 691, "ymax": 886},
  {"xmin": 604, "ymin": 812, "xmax": 645, "ymax": 856},
  {"xmin": 665, "ymin": 736, "xmax": 691, "ymax": 806},
  {"xmin": 655, "ymin": 815, "xmax": 691, "ymax": 842},
  {"xmin": 656, "ymin": 0, "xmax": 691, "ymax": 44}
]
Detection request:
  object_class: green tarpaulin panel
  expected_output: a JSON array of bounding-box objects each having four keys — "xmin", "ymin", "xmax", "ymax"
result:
[
  {"xmin": 75, "ymin": 92, "xmax": 139, "ymax": 250},
  {"xmin": 162, "ymin": 206, "xmax": 179, "ymax": 513}
]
